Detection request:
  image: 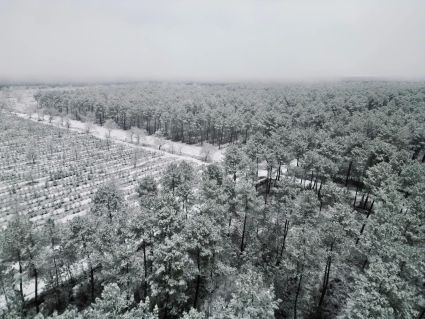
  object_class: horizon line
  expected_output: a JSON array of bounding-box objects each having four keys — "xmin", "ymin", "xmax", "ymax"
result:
[{"xmin": 2, "ymin": 75, "xmax": 425, "ymax": 87}]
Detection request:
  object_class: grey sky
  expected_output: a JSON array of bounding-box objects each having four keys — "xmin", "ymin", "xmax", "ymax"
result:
[{"xmin": 1, "ymin": 0, "xmax": 424, "ymax": 82}]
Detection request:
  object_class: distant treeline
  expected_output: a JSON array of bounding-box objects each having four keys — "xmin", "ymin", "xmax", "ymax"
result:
[{"xmin": 35, "ymin": 81, "xmax": 425, "ymax": 183}]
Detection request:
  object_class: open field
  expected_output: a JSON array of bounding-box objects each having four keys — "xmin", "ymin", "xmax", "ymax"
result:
[
  {"xmin": 0, "ymin": 112, "xmax": 182, "ymax": 227},
  {"xmin": 1, "ymin": 87, "xmax": 224, "ymax": 162}
]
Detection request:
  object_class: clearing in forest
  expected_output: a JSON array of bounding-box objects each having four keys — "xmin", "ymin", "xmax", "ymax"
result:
[{"xmin": 0, "ymin": 113, "xmax": 180, "ymax": 227}]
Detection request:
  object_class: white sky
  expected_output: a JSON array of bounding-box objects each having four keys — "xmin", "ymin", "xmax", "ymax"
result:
[{"xmin": 0, "ymin": 0, "xmax": 424, "ymax": 82}]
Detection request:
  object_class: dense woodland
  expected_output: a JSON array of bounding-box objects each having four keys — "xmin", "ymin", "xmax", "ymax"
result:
[{"xmin": 1, "ymin": 81, "xmax": 425, "ymax": 318}]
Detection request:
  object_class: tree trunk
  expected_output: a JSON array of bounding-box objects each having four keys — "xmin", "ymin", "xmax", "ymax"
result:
[
  {"xmin": 368, "ymin": 200, "xmax": 374, "ymax": 212},
  {"xmin": 18, "ymin": 255, "xmax": 24, "ymax": 305},
  {"xmin": 194, "ymin": 249, "xmax": 201, "ymax": 309},
  {"xmin": 345, "ymin": 160, "xmax": 352, "ymax": 187},
  {"xmin": 143, "ymin": 242, "xmax": 148, "ymax": 301},
  {"xmin": 363, "ymin": 191, "xmax": 370, "ymax": 209},
  {"xmin": 220, "ymin": 127, "xmax": 224, "ymax": 146},
  {"xmin": 310, "ymin": 170, "xmax": 314, "ymax": 189},
  {"xmin": 317, "ymin": 252, "xmax": 332, "ymax": 316},
  {"xmin": 275, "ymin": 163, "xmax": 282, "ymax": 185},
  {"xmin": 126, "ymin": 262, "xmax": 130, "ymax": 300},
  {"xmin": 266, "ymin": 166, "xmax": 273, "ymax": 195},
  {"xmin": 66, "ymin": 262, "xmax": 74, "ymax": 283},
  {"xmin": 90, "ymin": 265, "xmax": 95, "ymax": 302},
  {"xmin": 240, "ymin": 196, "xmax": 249, "ymax": 253},
  {"xmin": 353, "ymin": 185, "xmax": 358, "ymax": 208},
  {"xmin": 318, "ymin": 182, "xmax": 322, "ymax": 197},
  {"xmin": 356, "ymin": 205, "xmax": 373, "ymax": 244},
  {"xmin": 362, "ymin": 258, "xmax": 368, "ymax": 270},
  {"xmin": 276, "ymin": 219, "xmax": 289, "ymax": 265},
  {"xmin": 228, "ymin": 214, "xmax": 232, "ymax": 235},
  {"xmin": 240, "ymin": 212, "xmax": 248, "ymax": 253},
  {"xmin": 360, "ymin": 192, "xmax": 365, "ymax": 206},
  {"xmin": 294, "ymin": 272, "xmax": 303, "ymax": 319},
  {"xmin": 34, "ymin": 267, "xmax": 39, "ymax": 313},
  {"xmin": 164, "ymin": 301, "xmax": 169, "ymax": 319}
]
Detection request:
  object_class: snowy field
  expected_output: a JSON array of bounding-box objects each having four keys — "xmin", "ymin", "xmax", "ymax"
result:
[
  {"xmin": 1, "ymin": 87, "xmax": 224, "ymax": 163},
  {"xmin": 0, "ymin": 112, "xmax": 192, "ymax": 227}
]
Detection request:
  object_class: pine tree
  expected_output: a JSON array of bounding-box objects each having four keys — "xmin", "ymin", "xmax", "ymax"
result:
[
  {"xmin": 209, "ymin": 269, "xmax": 279, "ymax": 319},
  {"xmin": 91, "ymin": 181, "xmax": 124, "ymax": 222},
  {"xmin": 183, "ymin": 213, "xmax": 222, "ymax": 309}
]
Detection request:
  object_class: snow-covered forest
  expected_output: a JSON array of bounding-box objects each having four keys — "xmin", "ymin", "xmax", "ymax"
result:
[{"xmin": 0, "ymin": 80, "xmax": 424, "ymax": 318}]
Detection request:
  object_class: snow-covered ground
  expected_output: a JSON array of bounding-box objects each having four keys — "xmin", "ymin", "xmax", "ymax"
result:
[
  {"xmin": 3, "ymin": 87, "xmax": 224, "ymax": 163},
  {"xmin": 15, "ymin": 111, "xmax": 224, "ymax": 164}
]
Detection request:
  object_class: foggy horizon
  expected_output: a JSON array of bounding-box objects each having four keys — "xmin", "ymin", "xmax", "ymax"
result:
[
  {"xmin": 1, "ymin": 0, "xmax": 425, "ymax": 83},
  {"xmin": 1, "ymin": 1, "xmax": 425, "ymax": 317}
]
